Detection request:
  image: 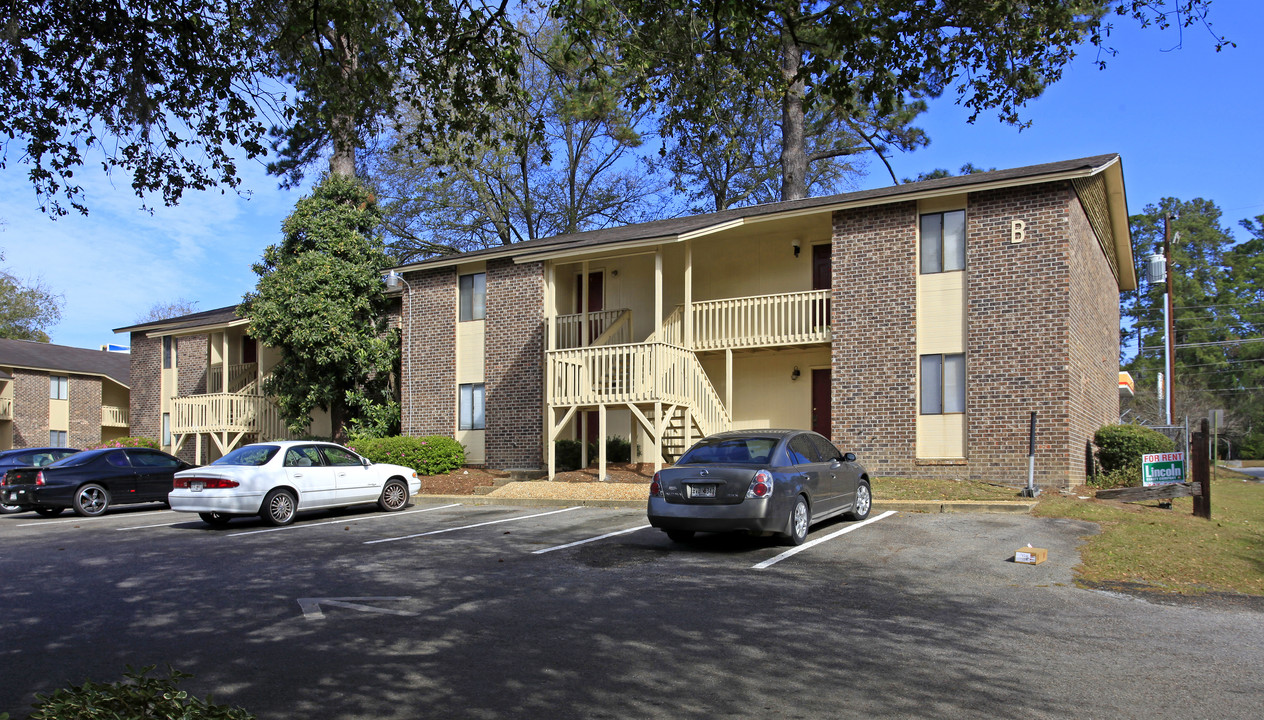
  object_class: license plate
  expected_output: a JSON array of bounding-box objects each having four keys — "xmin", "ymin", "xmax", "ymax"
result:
[
  {"xmin": 689, "ymin": 484, "xmax": 716, "ymax": 499},
  {"xmin": 190, "ymin": 481, "xmax": 204, "ymax": 492},
  {"xmin": 4, "ymin": 491, "xmax": 17, "ymax": 503}
]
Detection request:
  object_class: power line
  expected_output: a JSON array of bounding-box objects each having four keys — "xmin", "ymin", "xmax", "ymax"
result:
[{"xmin": 1140, "ymin": 338, "xmax": 1264, "ymax": 351}]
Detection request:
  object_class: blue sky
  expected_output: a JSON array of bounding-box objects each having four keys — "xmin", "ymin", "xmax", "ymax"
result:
[{"xmin": 2, "ymin": 4, "xmax": 1260, "ymax": 351}]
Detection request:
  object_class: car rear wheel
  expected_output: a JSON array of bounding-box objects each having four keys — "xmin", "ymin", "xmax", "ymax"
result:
[
  {"xmin": 845, "ymin": 481, "xmax": 872, "ymax": 521},
  {"xmin": 377, "ymin": 479, "xmax": 409, "ymax": 512},
  {"xmin": 785, "ymin": 495, "xmax": 810, "ymax": 545},
  {"xmin": 73, "ymin": 483, "xmax": 110, "ymax": 517},
  {"xmin": 0, "ymin": 502, "xmax": 27, "ymax": 514},
  {"xmin": 261, "ymin": 489, "xmax": 297, "ymax": 527},
  {"xmin": 665, "ymin": 529, "xmax": 695, "ymax": 543},
  {"xmin": 33, "ymin": 506, "xmax": 63, "ymax": 518},
  {"xmin": 199, "ymin": 512, "xmax": 233, "ymax": 527}
]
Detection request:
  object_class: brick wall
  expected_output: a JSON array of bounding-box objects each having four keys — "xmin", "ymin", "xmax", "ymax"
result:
[
  {"xmin": 830, "ymin": 201, "xmax": 920, "ymax": 476},
  {"xmin": 129, "ymin": 332, "xmax": 161, "ymax": 441},
  {"xmin": 484, "ymin": 259, "xmax": 544, "ymax": 469},
  {"xmin": 11, "ymin": 369, "xmax": 48, "ymax": 447},
  {"xmin": 177, "ymin": 336, "xmax": 208, "ymax": 398},
  {"xmin": 68, "ymin": 374, "xmax": 102, "ymax": 448},
  {"xmin": 1066, "ymin": 195, "xmax": 1123, "ymax": 484},
  {"xmin": 830, "ymin": 182, "xmax": 1122, "ymax": 487},
  {"xmin": 401, "ymin": 267, "xmax": 456, "ymax": 436}
]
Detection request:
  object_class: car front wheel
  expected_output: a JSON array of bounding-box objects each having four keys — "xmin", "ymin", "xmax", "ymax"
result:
[
  {"xmin": 261, "ymin": 489, "xmax": 297, "ymax": 527},
  {"xmin": 846, "ymin": 481, "xmax": 872, "ymax": 521},
  {"xmin": 377, "ymin": 479, "xmax": 409, "ymax": 512},
  {"xmin": 73, "ymin": 483, "xmax": 110, "ymax": 517},
  {"xmin": 785, "ymin": 495, "xmax": 810, "ymax": 545}
]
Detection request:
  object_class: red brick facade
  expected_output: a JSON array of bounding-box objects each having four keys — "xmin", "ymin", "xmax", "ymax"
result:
[
  {"xmin": 400, "ymin": 267, "xmax": 456, "ymax": 436},
  {"xmin": 826, "ymin": 181, "xmax": 1121, "ymax": 487},
  {"xmin": 10, "ymin": 369, "xmax": 49, "ymax": 448},
  {"xmin": 484, "ymin": 259, "xmax": 544, "ymax": 469},
  {"xmin": 68, "ymin": 374, "xmax": 103, "ymax": 448},
  {"xmin": 129, "ymin": 333, "xmax": 161, "ymax": 441}
]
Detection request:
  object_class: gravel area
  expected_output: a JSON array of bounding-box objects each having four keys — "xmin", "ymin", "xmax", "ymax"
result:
[
  {"xmin": 487, "ymin": 480, "xmax": 650, "ymax": 501},
  {"xmin": 419, "ymin": 463, "xmax": 655, "ymax": 497}
]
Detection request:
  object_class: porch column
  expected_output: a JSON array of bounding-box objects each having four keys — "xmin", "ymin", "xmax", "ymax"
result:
[
  {"xmin": 725, "ymin": 348, "xmax": 733, "ymax": 414},
  {"xmin": 684, "ymin": 240, "xmax": 693, "ymax": 349},
  {"xmin": 581, "ymin": 260, "xmax": 590, "ymax": 347},
  {"xmin": 221, "ymin": 332, "xmax": 229, "ymax": 393},
  {"xmin": 544, "ymin": 263, "xmax": 556, "ymax": 478},
  {"xmin": 654, "ymin": 248, "xmax": 663, "ymax": 340},
  {"xmin": 598, "ymin": 403, "xmax": 607, "ymax": 481}
]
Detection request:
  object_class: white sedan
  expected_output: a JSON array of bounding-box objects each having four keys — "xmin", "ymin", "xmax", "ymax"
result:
[{"xmin": 170, "ymin": 441, "xmax": 420, "ymax": 527}]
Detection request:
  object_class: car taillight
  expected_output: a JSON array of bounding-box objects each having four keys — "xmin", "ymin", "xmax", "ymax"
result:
[
  {"xmin": 649, "ymin": 472, "xmax": 662, "ymax": 498},
  {"xmin": 35, "ymin": 471, "xmax": 45, "ymax": 486},
  {"xmin": 173, "ymin": 477, "xmax": 240, "ymax": 489},
  {"xmin": 747, "ymin": 469, "xmax": 773, "ymax": 499}
]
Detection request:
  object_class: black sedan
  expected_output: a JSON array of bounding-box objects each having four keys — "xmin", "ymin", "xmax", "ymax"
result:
[
  {"xmin": 648, "ymin": 429, "xmax": 871, "ymax": 545},
  {"xmin": 0, "ymin": 447, "xmax": 81, "ymax": 513},
  {"xmin": 1, "ymin": 447, "xmax": 192, "ymax": 518}
]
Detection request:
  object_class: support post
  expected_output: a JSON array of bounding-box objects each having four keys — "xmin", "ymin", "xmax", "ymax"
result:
[{"xmin": 1192, "ymin": 418, "xmax": 1211, "ymax": 519}]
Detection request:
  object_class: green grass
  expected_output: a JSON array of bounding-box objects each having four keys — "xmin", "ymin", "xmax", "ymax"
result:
[
  {"xmin": 871, "ymin": 476, "xmax": 1024, "ymax": 502},
  {"xmin": 1033, "ymin": 468, "xmax": 1264, "ymax": 597}
]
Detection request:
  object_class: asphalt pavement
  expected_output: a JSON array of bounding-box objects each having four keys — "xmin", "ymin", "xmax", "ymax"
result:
[{"xmin": 1, "ymin": 501, "xmax": 1260, "ymax": 719}]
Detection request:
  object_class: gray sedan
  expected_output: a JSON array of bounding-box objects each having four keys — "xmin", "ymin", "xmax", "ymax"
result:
[{"xmin": 648, "ymin": 429, "xmax": 871, "ymax": 545}]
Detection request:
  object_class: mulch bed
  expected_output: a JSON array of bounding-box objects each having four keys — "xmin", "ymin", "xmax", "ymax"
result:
[{"xmin": 420, "ymin": 463, "xmax": 655, "ymax": 495}]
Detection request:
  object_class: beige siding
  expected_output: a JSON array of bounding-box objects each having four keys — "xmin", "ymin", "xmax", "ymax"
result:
[
  {"xmin": 916, "ymin": 195, "xmax": 968, "ymax": 458},
  {"xmin": 701, "ymin": 348, "xmax": 827, "ymax": 431},
  {"xmin": 456, "ymin": 321, "xmax": 485, "ymax": 383}
]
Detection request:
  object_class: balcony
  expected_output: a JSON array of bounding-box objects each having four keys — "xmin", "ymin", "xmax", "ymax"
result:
[
  {"xmin": 0, "ymin": 397, "xmax": 11, "ymax": 421},
  {"xmin": 171, "ymin": 392, "xmax": 296, "ymax": 440},
  {"xmin": 101, "ymin": 405, "xmax": 129, "ymax": 428},
  {"xmin": 206, "ymin": 362, "xmax": 259, "ymax": 393},
  {"xmin": 679, "ymin": 289, "xmax": 831, "ymax": 351}
]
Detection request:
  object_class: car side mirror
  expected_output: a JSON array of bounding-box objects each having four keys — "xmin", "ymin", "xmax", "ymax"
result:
[
  {"xmin": 361, "ymin": 457, "xmax": 371, "ymax": 467},
  {"xmin": 843, "ymin": 452, "xmax": 856, "ymax": 462},
  {"xmin": 830, "ymin": 458, "xmax": 842, "ymax": 469}
]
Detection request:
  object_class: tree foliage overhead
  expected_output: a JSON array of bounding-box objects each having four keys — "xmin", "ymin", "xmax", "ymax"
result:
[
  {"xmin": 240, "ymin": 174, "xmax": 398, "ymax": 440},
  {"xmin": 370, "ymin": 12, "xmax": 669, "ymax": 260},
  {"xmin": 264, "ymin": 0, "xmax": 524, "ymax": 186},
  {"xmin": 558, "ymin": 0, "xmax": 1228, "ymax": 202},
  {"xmin": 1, "ymin": 1, "xmax": 270, "ymax": 216},
  {"xmin": 0, "ymin": 249, "xmax": 63, "ymax": 342},
  {"xmin": 1123, "ymin": 199, "xmax": 1264, "ymax": 458}
]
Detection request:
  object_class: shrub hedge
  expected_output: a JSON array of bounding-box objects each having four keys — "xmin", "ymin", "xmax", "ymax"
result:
[
  {"xmin": 346, "ymin": 436, "xmax": 464, "ymax": 475},
  {"xmin": 83, "ymin": 436, "xmax": 160, "ymax": 450},
  {"xmin": 22, "ymin": 665, "xmax": 254, "ymax": 720},
  {"xmin": 1091, "ymin": 424, "xmax": 1176, "ymax": 487},
  {"xmin": 553, "ymin": 436, "xmax": 632, "ymax": 471}
]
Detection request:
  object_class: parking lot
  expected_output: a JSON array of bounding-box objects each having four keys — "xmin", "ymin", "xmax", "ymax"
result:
[{"xmin": 2, "ymin": 500, "xmax": 1261, "ymax": 719}]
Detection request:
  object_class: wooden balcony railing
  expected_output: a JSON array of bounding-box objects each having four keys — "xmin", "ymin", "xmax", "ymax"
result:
[
  {"xmin": 206, "ymin": 363, "xmax": 258, "ymax": 393},
  {"xmin": 171, "ymin": 392, "xmax": 299, "ymax": 440},
  {"xmin": 101, "ymin": 405, "xmax": 129, "ymax": 428},
  {"xmin": 691, "ymin": 289, "xmax": 830, "ymax": 350},
  {"xmin": 555, "ymin": 309, "xmax": 632, "ymax": 349},
  {"xmin": 0, "ymin": 397, "xmax": 12, "ymax": 421},
  {"xmin": 548, "ymin": 342, "xmax": 730, "ymax": 437}
]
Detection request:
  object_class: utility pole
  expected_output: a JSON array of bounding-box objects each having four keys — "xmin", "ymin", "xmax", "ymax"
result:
[{"xmin": 1163, "ymin": 214, "xmax": 1176, "ymax": 425}]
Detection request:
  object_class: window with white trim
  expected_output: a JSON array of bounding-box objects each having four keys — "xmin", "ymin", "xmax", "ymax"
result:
[
  {"xmin": 50, "ymin": 375, "xmax": 68, "ymax": 400},
  {"xmin": 49, "ymin": 430, "xmax": 68, "ymax": 447},
  {"xmin": 920, "ymin": 353, "xmax": 966, "ymax": 415},
  {"xmin": 459, "ymin": 273, "xmax": 486, "ymax": 322},
  {"xmin": 459, "ymin": 383, "xmax": 485, "ymax": 430},
  {"xmin": 162, "ymin": 413, "xmax": 171, "ymax": 447},
  {"xmin": 919, "ymin": 210, "xmax": 966, "ymax": 274},
  {"xmin": 162, "ymin": 336, "xmax": 178, "ymax": 369}
]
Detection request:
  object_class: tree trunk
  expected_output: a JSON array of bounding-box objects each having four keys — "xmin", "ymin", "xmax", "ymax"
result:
[
  {"xmin": 780, "ymin": 30, "xmax": 807, "ymax": 202},
  {"xmin": 329, "ymin": 24, "xmax": 358, "ymax": 178}
]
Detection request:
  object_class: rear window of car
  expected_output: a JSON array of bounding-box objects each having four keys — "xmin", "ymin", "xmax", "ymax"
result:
[
  {"xmin": 679, "ymin": 437, "xmax": 778, "ymax": 465},
  {"xmin": 50, "ymin": 451, "xmax": 102, "ymax": 468},
  {"xmin": 213, "ymin": 445, "xmax": 280, "ymax": 466}
]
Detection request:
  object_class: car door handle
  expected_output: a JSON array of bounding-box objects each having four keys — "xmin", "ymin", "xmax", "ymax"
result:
[{"xmin": 292, "ymin": 473, "xmax": 303, "ymax": 478}]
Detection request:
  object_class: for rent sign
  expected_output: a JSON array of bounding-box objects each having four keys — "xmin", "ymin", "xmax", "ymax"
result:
[{"xmin": 1142, "ymin": 452, "xmax": 1185, "ymax": 486}]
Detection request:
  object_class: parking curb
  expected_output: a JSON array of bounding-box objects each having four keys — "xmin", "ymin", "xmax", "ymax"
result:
[{"xmin": 412, "ymin": 495, "xmax": 1038, "ymax": 514}]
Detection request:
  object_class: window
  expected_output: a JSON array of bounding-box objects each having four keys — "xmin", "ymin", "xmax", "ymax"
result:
[
  {"xmin": 322, "ymin": 445, "xmax": 362, "ymax": 467},
  {"xmin": 162, "ymin": 336, "xmax": 178, "ymax": 369},
  {"xmin": 459, "ymin": 383, "xmax": 485, "ymax": 430},
  {"xmin": 49, "ymin": 430, "xmax": 68, "ymax": 447},
  {"xmin": 920, "ymin": 353, "xmax": 966, "ymax": 415},
  {"xmin": 127, "ymin": 450, "xmax": 181, "ymax": 468},
  {"xmin": 459, "ymin": 272, "xmax": 486, "ymax": 322},
  {"xmin": 49, "ymin": 375, "xmax": 68, "ymax": 400},
  {"xmin": 919, "ymin": 210, "xmax": 966, "ymax": 274},
  {"xmin": 787, "ymin": 435, "xmax": 821, "ymax": 465},
  {"xmin": 162, "ymin": 413, "xmax": 171, "ymax": 447},
  {"xmin": 284, "ymin": 446, "xmax": 324, "ymax": 467}
]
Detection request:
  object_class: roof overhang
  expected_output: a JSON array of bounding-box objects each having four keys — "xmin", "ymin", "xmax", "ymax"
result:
[{"xmin": 0, "ymin": 364, "xmax": 129, "ymax": 389}]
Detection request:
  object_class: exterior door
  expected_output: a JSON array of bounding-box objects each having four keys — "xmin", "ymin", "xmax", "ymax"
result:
[
  {"xmin": 812, "ymin": 369, "xmax": 831, "ymax": 439},
  {"xmin": 813, "ymin": 243, "xmax": 831, "ymax": 327}
]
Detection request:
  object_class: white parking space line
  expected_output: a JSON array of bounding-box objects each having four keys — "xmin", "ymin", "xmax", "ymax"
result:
[
  {"xmin": 116, "ymin": 520, "xmax": 191, "ymax": 531},
  {"xmin": 752, "ymin": 510, "xmax": 897, "ymax": 570},
  {"xmin": 365, "ymin": 506, "xmax": 582, "ymax": 545},
  {"xmin": 228, "ymin": 503, "xmax": 463, "ymax": 537},
  {"xmin": 16, "ymin": 510, "xmax": 180, "ymax": 528},
  {"xmin": 532, "ymin": 524, "xmax": 651, "ymax": 554}
]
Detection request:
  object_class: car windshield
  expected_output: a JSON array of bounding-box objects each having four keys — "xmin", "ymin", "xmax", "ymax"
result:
[
  {"xmin": 678, "ymin": 437, "xmax": 778, "ymax": 465},
  {"xmin": 213, "ymin": 445, "xmax": 280, "ymax": 466}
]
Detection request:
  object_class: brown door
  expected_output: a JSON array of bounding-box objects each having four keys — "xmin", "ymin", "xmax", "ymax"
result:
[
  {"xmin": 812, "ymin": 244, "xmax": 831, "ymax": 327},
  {"xmin": 574, "ymin": 271, "xmax": 605, "ymax": 342},
  {"xmin": 812, "ymin": 369, "xmax": 831, "ymax": 439}
]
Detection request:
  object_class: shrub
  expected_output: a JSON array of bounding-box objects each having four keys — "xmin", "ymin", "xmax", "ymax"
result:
[
  {"xmin": 24, "ymin": 665, "xmax": 254, "ymax": 720},
  {"xmin": 554, "ymin": 439, "xmax": 584, "ymax": 471},
  {"xmin": 604, "ymin": 435, "xmax": 632, "ymax": 463},
  {"xmin": 83, "ymin": 436, "xmax": 160, "ymax": 450},
  {"xmin": 1094, "ymin": 424, "xmax": 1175, "ymax": 474},
  {"xmin": 553, "ymin": 437, "xmax": 632, "ymax": 471},
  {"xmin": 346, "ymin": 435, "xmax": 464, "ymax": 475}
]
